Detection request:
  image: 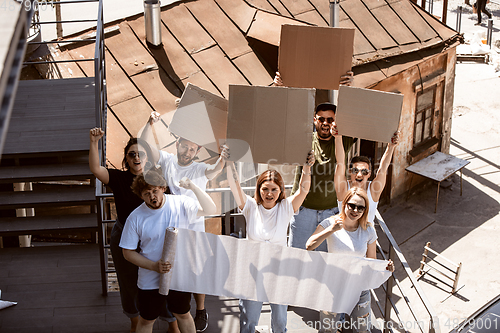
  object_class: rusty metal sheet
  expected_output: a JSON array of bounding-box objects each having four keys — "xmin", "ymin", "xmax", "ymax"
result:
[
  {"xmin": 362, "ymin": 0, "xmax": 387, "ymax": 10},
  {"xmin": 192, "ymin": 46, "xmax": 248, "ymax": 98},
  {"xmin": 110, "ymin": 96, "xmax": 154, "ymax": 138},
  {"xmin": 267, "ymin": 0, "xmax": 292, "ymax": 17},
  {"xmin": 352, "ymin": 62, "xmax": 387, "ymax": 88},
  {"xmin": 388, "ymin": 0, "xmax": 438, "ymax": 42},
  {"xmin": 161, "ymin": 3, "xmax": 216, "ymax": 55},
  {"xmin": 105, "ymin": 110, "xmax": 133, "ymax": 169},
  {"xmin": 52, "ymin": 50, "xmax": 86, "ymax": 78},
  {"xmin": 181, "ymin": 71, "xmax": 223, "ymax": 98},
  {"xmin": 370, "ymin": 5, "xmax": 419, "ymax": 45},
  {"xmin": 214, "ymin": 0, "xmax": 257, "ymax": 34},
  {"xmin": 295, "ymin": 9, "xmax": 328, "ymax": 26},
  {"xmin": 341, "ymin": 0, "xmax": 397, "ymax": 50},
  {"xmin": 106, "ymin": 51, "xmax": 142, "ymax": 107},
  {"xmin": 127, "ymin": 18, "xmax": 201, "ymax": 82},
  {"xmin": 308, "ymin": 0, "xmax": 330, "ymax": 22},
  {"xmin": 279, "ymin": 0, "xmax": 315, "ymax": 16},
  {"xmin": 247, "ymin": 10, "xmax": 307, "ymax": 47},
  {"xmin": 418, "ymin": 7, "xmax": 458, "ymax": 41},
  {"xmin": 66, "ymin": 43, "xmax": 95, "ymax": 76},
  {"xmin": 105, "ymin": 22, "xmax": 157, "ymax": 77},
  {"xmin": 375, "ymin": 52, "xmax": 423, "ymax": 78},
  {"xmin": 406, "ymin": 151, "xmax": 469, "ymax": 182},
  {"xmin": 232, "ymin": 51, "xmax": 273, "ymax": 86},
  {"xmin": 185, "ymin": 0, "xmax": 252, "ymax": 59},
  {"xmin": 339, "ymin": 19, "xmax": 376, "ymax": 57},
  {"xmin": 130, "ymin": 68, "xmax": 182, "ymax": 114},
  {"xmin": 245, "ymin": 0, "xmax": 278, "ymax": 13}
]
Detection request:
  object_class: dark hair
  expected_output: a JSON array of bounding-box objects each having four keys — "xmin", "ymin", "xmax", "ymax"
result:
[
  {"xmin": 255, "ymin": 170, "xmax": 286, "ymax": 205},
  {"xmin": 131, "ymin": 168, "xmax": 167, "ymax": 197},
  {"xmin": 340, "ymin": 187, "xmax": 370, "ymax": 230},
  {"xmin": 122, "ymin": 137, "xmax": 154, "ymax": 171},
  {"xmin": 349, "ymin": 156, "xmax": 372, "ymax": 171},
  {"xmin": 315, "ymin": 102, "xmax": 336, "ymax": 115}
]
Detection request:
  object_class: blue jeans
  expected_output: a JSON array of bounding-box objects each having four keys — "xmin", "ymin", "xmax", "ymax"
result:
[
  {"xmin": 288, "ymin": 206, "xmax": 339, "ymax": 251},
  {"xmin": 319, "ymin": 290, "xmax": 371, "ymax": 333},
  {"xmin": 110, "ymin": 220, "xmax": 175, "ymax": 322},
  {"xmin": 239, "ymin": 299, "xmax": 287, "ymax": 333}
]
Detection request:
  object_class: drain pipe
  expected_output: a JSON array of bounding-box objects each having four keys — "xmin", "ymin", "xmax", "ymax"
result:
[
  {"xmin": 144, "ymin": 0, "xmax": 162, "ymax": 47},
  {"xmin": 329, "ymin": 0, "xmax": 340, "ymax": 104}
]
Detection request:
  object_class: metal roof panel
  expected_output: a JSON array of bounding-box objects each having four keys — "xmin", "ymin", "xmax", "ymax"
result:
[
  {"xmin": 214, "ymin": 0, "xmax": 257, "ymax": 34},
  {"xmin": 279, "ymin": 0, "xmax": 315, "ymax": 16},
  {"xmin": 232, "ymin": 51, "xmax": 273, "ymax": 86},
  {"xmin": 369, "ymin": 4, "xmax": 420, "ymax": 45},
  {"xmin": 388, "ymin": 0, "xmax": 438, "ymax": 42},
  {"xmin": 295, "ymin": 9, "xmax": 329, "ymax": 26}
]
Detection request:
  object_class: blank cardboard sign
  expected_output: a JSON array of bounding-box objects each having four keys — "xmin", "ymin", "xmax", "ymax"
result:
[
  {"xmin": 278, "ymin": 25, "xmax": 354, "ymax": 90},
  {"xmin": 227, "ymin": 85, "xmax": 315, "ymax": 165},
  {"xmin": 336, "ymin": 86, "xmax": 403, "ymax": 143},
  {"xmin": 169, "ymin": 83, "xmax": 228, "ymax": 153}
]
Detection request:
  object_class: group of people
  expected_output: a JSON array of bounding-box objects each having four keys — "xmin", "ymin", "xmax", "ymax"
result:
[{"xmin": 89, "ymin": 71, "xmax": 399, "ymax": 333}]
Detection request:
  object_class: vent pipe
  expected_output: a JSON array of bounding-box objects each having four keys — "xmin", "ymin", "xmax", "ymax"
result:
[{"xmin": 144, "ymin": 0, "xmax": 162, "ymax": 47}]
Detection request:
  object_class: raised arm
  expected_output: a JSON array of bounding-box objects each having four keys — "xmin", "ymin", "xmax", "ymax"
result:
[
  {"xmin": 179, "ymin": 177, "xmax": 217, "ymax": 217},
  {"xmin": 226, "ymin": 160, "xmax": 247, "ymax": 210},
  {"xmin": 333, "ymin": 127, "xmax": 349, "ymax": 202},
  {"xmin": 306, "ymin": 216, "xmax": 343, "ymax": 251},
  {"xmin": 123, "ymin": 249, "xmax": 171, "ymax": 274},
  {"xmin": 205, "ymin": 145, "xmax": 229, "ymax": 180},
  {"xmin": 290, "ymin": 150, "xmax": 315, "ymax": 212},
  {"xmin": 370, "ymin": 131, "xmax": 400, "ymax": 202},
  {"xmin": 140, "ymin": 111, "xmax": 161, "ymax": 165},
  {"xmin": 89, "ymin": 128, "xmax": 109, "ymax": 184}
]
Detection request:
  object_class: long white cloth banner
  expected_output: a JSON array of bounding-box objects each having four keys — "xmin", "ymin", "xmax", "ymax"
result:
[{"xmin": 170, "ymin": 229, "xmax": 391, "ymax": 314}]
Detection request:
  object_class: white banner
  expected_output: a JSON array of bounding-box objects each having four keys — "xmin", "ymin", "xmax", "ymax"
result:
[{"xmin": 170, "ymin": 229, "xmax": 391, "ymax": 314}]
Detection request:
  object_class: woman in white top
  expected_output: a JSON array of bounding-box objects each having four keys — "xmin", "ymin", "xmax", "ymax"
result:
[
  {"xmin": 227, "ymin": 151, "xmax": 314, "ymax": 333},
  {"xmin": 333, "ymin": 127, "xmax": 400, "ymax": 223},
  {"xmin": 306, "ymin": 187, "xmax": 394, "ymax": 333}
]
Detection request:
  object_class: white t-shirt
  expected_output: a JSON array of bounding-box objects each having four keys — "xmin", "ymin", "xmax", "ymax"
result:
[
  {"xmin": 320, "ymin": 218, "xmax": 377, "ymax": 257},
  {"xmin": 120, "ymin": 194, "xmax": 199, "ymax": 290},
  {"xmin": 158, "ymin": 150, "xmax": 208, "ymax": 232},
  {"xmin": 241, "ymin": 195, "xmax": 294, "ymax": 247}
]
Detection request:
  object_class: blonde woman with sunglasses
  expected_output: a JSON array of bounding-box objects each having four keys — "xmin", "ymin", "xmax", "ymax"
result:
[
  {"xmin": 306, "ymin": 187, "xmax": 394, "ymax": 332},
  {"xmin": 333, "ymin": 127, "xmax": 400, "ymax": 223}
]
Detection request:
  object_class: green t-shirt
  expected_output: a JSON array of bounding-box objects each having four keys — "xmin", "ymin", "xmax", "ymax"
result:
[{"xmin": 291, "ymin": 133, "xmax": 355, "ymax": 211}]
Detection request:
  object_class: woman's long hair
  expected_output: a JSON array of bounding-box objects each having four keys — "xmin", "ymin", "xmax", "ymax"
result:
[
  {"xmin": 122, "ymin": 137, "xmax": 154, "ymax": 171},
  {"xmin": 339, "ymin": 187, "xmax": 370, "ymax": 230}
]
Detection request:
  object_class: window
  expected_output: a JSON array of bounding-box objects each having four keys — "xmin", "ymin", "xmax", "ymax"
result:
[{"xmin": 414, "ymin": 87, "xmax": 436, "ymax": 146}]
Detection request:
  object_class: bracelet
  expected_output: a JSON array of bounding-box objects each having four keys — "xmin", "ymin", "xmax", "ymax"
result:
[{"xmin": 302, "ymin": 169, "xmax": 311, "ymax": 176}]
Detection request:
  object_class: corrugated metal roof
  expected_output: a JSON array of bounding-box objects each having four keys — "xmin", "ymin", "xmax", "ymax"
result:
[{"xmin": 52, "ymin": 0, "xmax": 460, "ymax": 168}]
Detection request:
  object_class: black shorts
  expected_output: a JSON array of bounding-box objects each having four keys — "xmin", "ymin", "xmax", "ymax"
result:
[{"xmin": 138, "ymin": 289, "xmax": 191, "ymax": 320}]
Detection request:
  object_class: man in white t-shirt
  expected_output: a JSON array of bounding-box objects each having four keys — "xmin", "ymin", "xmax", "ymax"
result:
[
  {"xmin": 120, "ymin": 169, "xmax": 217, "ymax": 333},
  {"xmin": 142, "ymin": 112, "xmax": 228, "ymax": 332}
]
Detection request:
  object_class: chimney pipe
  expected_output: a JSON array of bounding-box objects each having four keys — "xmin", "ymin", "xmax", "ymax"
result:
[{"xmin": 144, "ymin": 0, "xmax": 162, "ymax": 47}]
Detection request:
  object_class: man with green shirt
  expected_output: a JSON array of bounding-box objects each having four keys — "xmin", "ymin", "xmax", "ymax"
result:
[{"xmin": 288, "ymin": 102, "xmax": 355, "ymax": 251}]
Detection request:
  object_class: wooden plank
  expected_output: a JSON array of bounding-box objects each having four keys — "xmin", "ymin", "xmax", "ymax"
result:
[
  {"xmin": 185, "ymin": 0, "xmax": 253, "ymax": 60},
  {"xmin": 214, "ymin": 0, "xmax": 257, "ymax": 34},
  {"xmin": 232, "ymin": 51, "xmax": 273, "ymax": 86},
  {"xmin": 279, "ymin": 0, "xmax": 315, "ymax": 16},
  {"xmin": 0, "ymin": 162, "xmax": 92, "ymax": 183},
  {"xmin": 369, "ymin": 4, "xmax": 420, "ymax": 45},
  {"xmin": 161, "ymin": 3, "xmax": 217, "ymax": 55},
  {"xmin": 295, "ymin": 9, "xmax": 329, "ymax": 26},
  {"xmin": 388, "ymin": 0, "xmax": 438, "ymax": 42},
  {"xmin": 130, "ymin": 68, "xmax": 182, "ymax": 114},
  {"xmin": 108, "ymin": 96, "xmax": 154, "ymax": 139},
  {"xmin": 126, "ymin": 18, "xmax": 201, "ymax": 82},
  {"xmin": 0, "ymin": 214, "xmax": 98, "ymax": 236},
  {"xmin": 105, "ymin": 22, "xmax": 157, "ymax": 77},
  {"xmin": 341, "ymin": 0, "xmax": 398, "ymax": 50},
  {"xmin": 0, "ymin": 186, "xmax": 95, "ymax": 210},
  {"xmin": 192, "ymin": 46, "xmax": 249, "ymax": 98}
]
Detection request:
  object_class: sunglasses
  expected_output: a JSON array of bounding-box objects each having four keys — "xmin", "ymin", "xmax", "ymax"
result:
[
  {"xmin": 351, "ymin": 167, "xmax": 370, "ymax": 176},
  {"xmin": 315, "ymin": 116, "xmax": 335, "ymax": 124},
  {"xmin": 347, "ymin": 203, "xmax": 366, "ymax": 213},
  {"xmin": 127, "ymin": 151, "xmax": 147, "ymax": 159}
]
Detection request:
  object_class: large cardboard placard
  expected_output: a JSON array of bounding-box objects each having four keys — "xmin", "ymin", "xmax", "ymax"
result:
[
  {"xmin": 227, "ymin": 85, "xmax": 315, "ymax": 165},
  {"xmin": 336, "ymin": 86, "xmax": 403, "ymax": 143},
  {"xmin": 169, "ymin": 83, "xmax": 228, "ymax": 153},
  {"xmin": 278, "ymin": 25, "xmax": 355, "ymax": 90}
]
